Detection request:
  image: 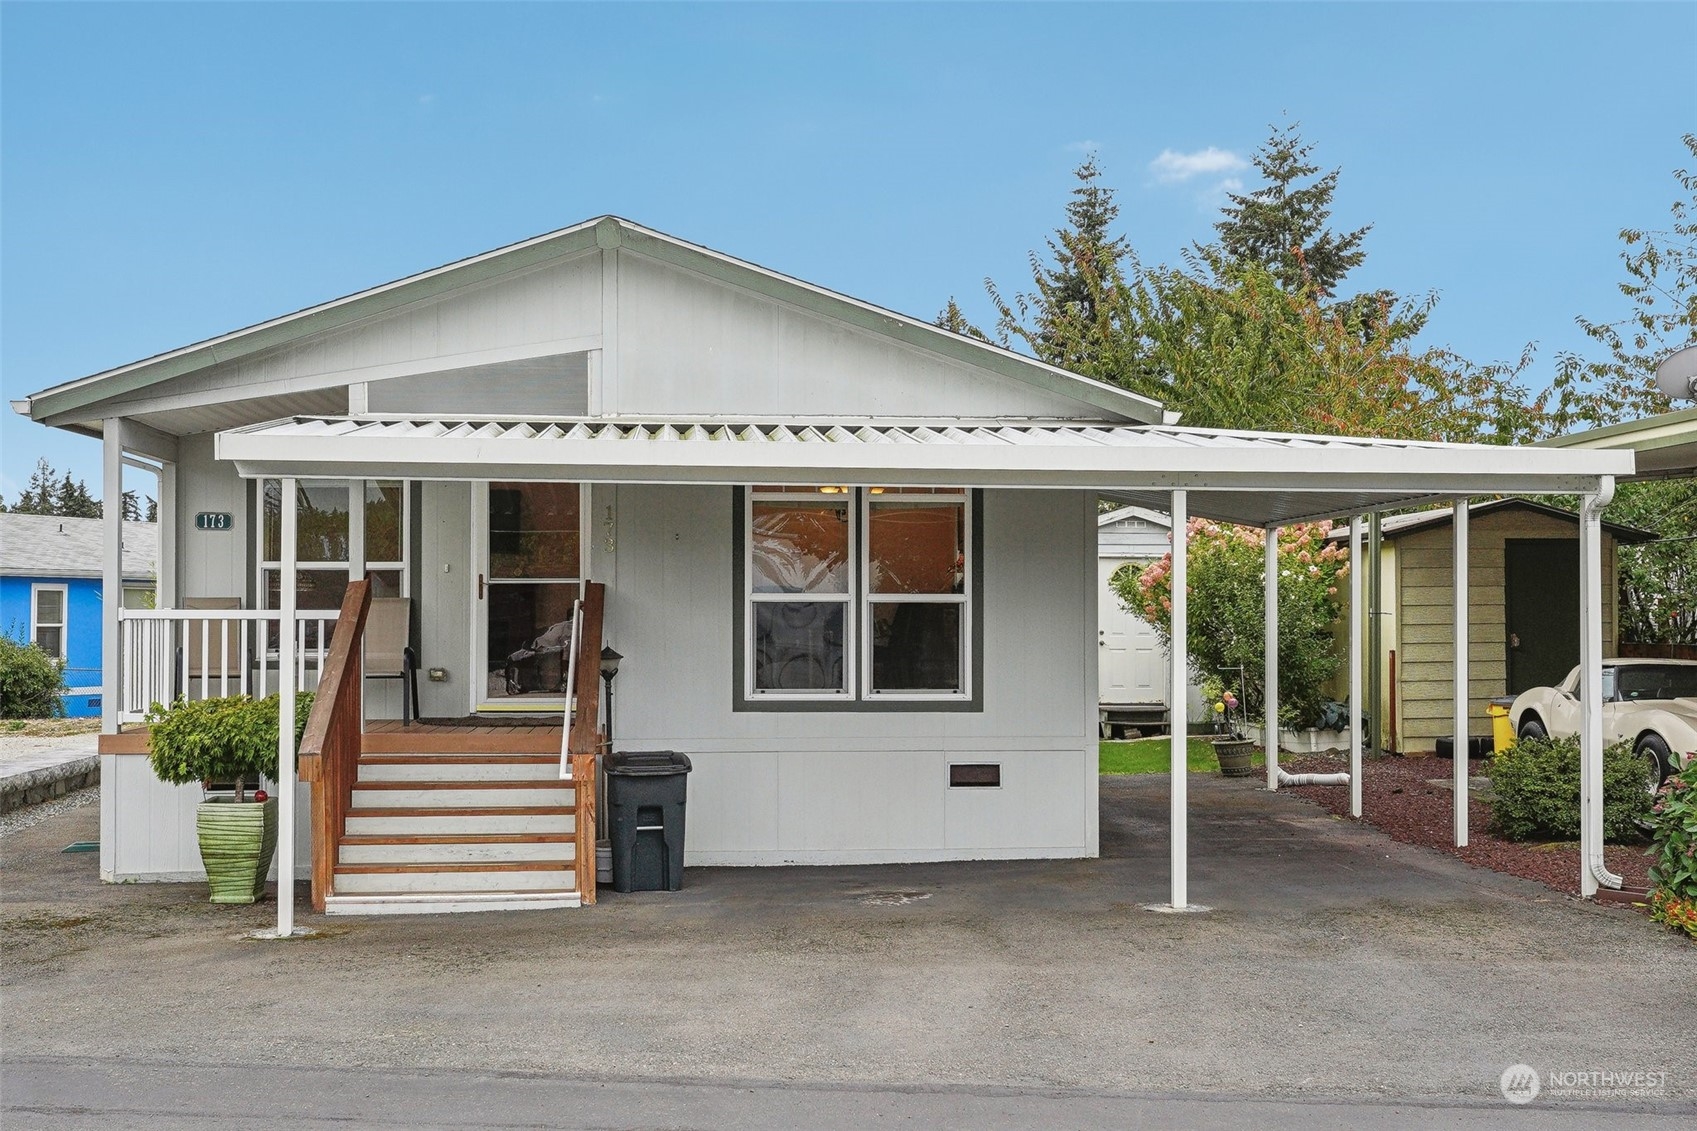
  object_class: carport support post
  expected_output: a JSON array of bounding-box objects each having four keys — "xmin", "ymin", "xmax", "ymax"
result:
[
  {"xmin": 276, "ymin": 477, "xmax": 299, "ymax": 938},
  {"xmin": 1453, "ymin": 498, "xmax": 1470, "ymax": 848},
  {"xmin": 1578, "ymin": 483, "xmax": 1621, "ymax": 898},
  {"xmin": 1349, "ymin": 516, "xmax": 1364, "ymax": 819},
  {"xmin": 1264, "ymin": 525, "xmax": 1280, "ymax": 790},
  {"xmin": 1169, "ymin": 489, "xmax": 1189, "ymax": 910},
  {"xmin": 101, "ymin": 419, "xmax": 124, "ymax": 735}
]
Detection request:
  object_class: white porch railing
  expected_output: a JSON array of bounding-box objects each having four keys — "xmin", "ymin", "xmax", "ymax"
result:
[{"xmin": 116, "ymin": 607, "xmax": 340, "ymax": 724}]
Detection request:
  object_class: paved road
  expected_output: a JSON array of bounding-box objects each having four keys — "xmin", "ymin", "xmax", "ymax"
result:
[{"xmin": 4, "ymin": 1056, "xmax": 1686, "ymax": 1130}]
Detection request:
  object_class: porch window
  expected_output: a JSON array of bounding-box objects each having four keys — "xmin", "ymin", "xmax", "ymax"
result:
[
  {"xmin": 31, "ymin": 584, "xmax": 67, "ymax": 659},
  {"xmin": 742, "ymin": 487, "xmax": 973, "ymax": 703},
  {"xmin": 259, "ymin": 479, "xmax": 408, "ymax": 646}
]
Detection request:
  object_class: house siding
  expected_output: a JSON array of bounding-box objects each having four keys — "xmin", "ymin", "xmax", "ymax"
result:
[{"xmin": 1392, "ymin": 511, "xmax": 1618, "ymax": 753}]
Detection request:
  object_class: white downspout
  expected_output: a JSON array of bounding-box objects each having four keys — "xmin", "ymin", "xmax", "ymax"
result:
[
  {"xmin": 1264, "ymin": 525, "xmax": 1280, "ymax": 791},
  {"xmin": 1169, "ymin": 490, "xmax": 1189, "ymax": 910},
  {"xmin": 1581, "ymin": 479, "xmax": 1622, "ymax": 895},
  {"xmin": 1349, "ymin": 514, "xmax": 1364, "ymax": 819}
]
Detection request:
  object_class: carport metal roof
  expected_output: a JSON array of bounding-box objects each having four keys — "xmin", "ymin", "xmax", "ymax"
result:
[{"xmin": 217, "ymin": 415, "xmax": 1636, "ymax": 528}]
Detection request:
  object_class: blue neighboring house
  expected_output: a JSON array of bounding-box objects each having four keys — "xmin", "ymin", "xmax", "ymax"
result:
[{"xmin": 0, "ymin": 513, "xmax": 156, "ymax": 717}]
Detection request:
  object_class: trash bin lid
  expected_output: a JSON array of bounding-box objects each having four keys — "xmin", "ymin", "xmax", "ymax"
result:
[
  {"xmin": 605, "ymin": 750, "xmax": 692, "ymax": 775},
  {"xmin": 1488, "ymin": 696, "xmax": 1517, "ymax": 709}
]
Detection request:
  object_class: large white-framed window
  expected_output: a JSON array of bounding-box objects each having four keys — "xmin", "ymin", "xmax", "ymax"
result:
[
  {"xmin": 863, "ymin": 488, "xmax": 970, "ymax": 700},
  {"xmin": 258, "ymin": 479, "xmax": 409, "ymax": 648},
  {"xmin": 741, "ymin": 486, "xmax": 973, "ymax": 705},
  {"xmin": 30, "ymin": 583, "xmax": 67, "ymax": 659},
  {"xmin": 474, "ymin": 481, "xmax": 586, "ymax": 708},
  {"xmin": 746, "ymin": 486, "xmax": 855, "ymax": 698}
]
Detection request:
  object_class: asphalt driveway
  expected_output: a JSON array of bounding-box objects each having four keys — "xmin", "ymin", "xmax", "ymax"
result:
[{"xmin": 2, "ymin": 774, "xmax": 1691, "ymax": 1125}]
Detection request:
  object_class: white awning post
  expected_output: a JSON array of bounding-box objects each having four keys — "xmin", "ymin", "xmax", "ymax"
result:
[
  {"xmin": 1349, "ymin": 515, "xmax": 1364, "ymax": 819},
  {"xmin": 101, "ymin": 420, "xmax": 124, "ymax": 735},
  {"xmin": 1579, "ymin": 482, "xmax": 1622, "ymax": 896},
  {"xmin": 1264, "ymin": 526, "xmax": 1280, "ymax": 790},
  {"xmin": 1169, "ymin": 489, "xmax": 1189, "ymax": 910},
  {"xmin": 276, "ymin": 477, "xmax": 299, "ymax": 937},
  {"xmin": 1453, "ymin": 498, "xmax": 1470, "ymax": 847}
]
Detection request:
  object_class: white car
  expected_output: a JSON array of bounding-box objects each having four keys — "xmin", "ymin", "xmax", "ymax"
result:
[{"xmin": 1509, "ymin": 659, "xmax": 1697, "ymax": 789}]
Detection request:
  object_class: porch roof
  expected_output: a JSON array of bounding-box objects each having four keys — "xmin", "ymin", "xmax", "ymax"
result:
[{"xmin": 216, "ymin": 415, "xmax": 1635, "ymax": 528}]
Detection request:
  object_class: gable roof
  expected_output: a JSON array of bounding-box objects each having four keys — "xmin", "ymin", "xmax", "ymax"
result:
[
  {"xmin": 0, "ymin": 514, "xmax": 158, "ymax": 579},
  {"xmin": 1324, "ymin": 498, "xmax": 1656, "ymax": 544},
  {"xmin": 16, "ymin": 216, "xmax": 1167, "ymax": 427},
  {"xmin": 1097, "ymin": 504, "xmax": 1172, "ymax": 529}
]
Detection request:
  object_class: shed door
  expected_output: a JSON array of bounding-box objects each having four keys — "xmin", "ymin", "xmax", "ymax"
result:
[
  {"xmin": 1099, "ymin": 558, "xmax": 1165, "ymax": 706},
  {"xmin": 1505, "ymin": 538, "xmax": 1580, "ymax": 694}
]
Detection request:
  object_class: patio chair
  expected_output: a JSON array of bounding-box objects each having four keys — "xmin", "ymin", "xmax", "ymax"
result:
[
  {"xmin": 365, "ymin": 597, "xmax": 421, "ymax": 726},
  {"xmin": 177, "ymin": 596, "xmax": 243, "ymax": 701}
]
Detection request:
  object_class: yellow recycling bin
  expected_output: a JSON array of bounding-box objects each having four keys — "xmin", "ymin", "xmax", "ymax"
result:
[{"xmin": 1488, "ymin": 698, "xmax": 1516, "ymax": 753}]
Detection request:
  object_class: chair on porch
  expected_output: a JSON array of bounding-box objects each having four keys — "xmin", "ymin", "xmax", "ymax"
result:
[
  {"xmin": 364, "ymin": 597, "xmax": 421, "ymax": 726},
  {"xmin": 177, "ymin": 596, "xmax": 242, "ymax": 701}
]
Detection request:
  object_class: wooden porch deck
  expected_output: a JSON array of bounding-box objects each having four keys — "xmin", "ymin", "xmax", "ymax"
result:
[{"xmin": 365, "ymin": 718, "xmax": 564, "ymax": 737}]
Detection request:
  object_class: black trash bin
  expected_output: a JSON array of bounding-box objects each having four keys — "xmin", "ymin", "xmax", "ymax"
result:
[{"xmin": 605, "ymin": 751, "xmax": 692, "ymax": 892}]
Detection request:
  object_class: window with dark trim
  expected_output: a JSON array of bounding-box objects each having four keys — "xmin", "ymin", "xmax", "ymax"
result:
[{"xmin": 739, "ymin": 486, "xmax": 978, "ymax": 708}]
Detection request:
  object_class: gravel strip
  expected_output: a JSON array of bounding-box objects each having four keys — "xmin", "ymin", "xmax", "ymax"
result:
[
  {"xmin": 1281, "ymin": 752, "xmax": 1655, "ymax": 896},
  {"xmin": 0, "ymin": 785, "xmax": 99, "ymax": 839}
]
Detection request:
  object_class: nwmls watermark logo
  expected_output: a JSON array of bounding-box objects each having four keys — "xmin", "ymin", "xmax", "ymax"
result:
[
  {"xmin": 1500, "ymin": 1064, "xmax": 1540, "ymax": 1104},
  {"xmin": 1500, "ymin": 1063, "xmax": 1669, "ymax": 1103}
]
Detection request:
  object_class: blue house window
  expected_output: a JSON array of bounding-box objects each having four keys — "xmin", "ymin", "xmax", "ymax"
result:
[{"xmin": 31, "ymin": 584, "xmax": 67, "ymax": 659}]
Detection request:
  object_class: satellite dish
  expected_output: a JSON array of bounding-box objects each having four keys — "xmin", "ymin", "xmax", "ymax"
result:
[{"xmin": 1656, "ymin": 345, "xmax": 1697, "ymax": 400}]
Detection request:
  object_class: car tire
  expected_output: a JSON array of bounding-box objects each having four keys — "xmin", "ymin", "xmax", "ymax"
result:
[
  {"xmin": 1637, "ymin": 734, "xmax": 1673, "ymax": 794},
  {"xmin": 1517, "ymin": 717, "xmax": 1547, "ymax": 741}
]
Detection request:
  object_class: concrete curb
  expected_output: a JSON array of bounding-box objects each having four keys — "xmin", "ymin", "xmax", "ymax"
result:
[{"xmin": 1, "ymin": 756, "xmax": 100, "ymax": 814}]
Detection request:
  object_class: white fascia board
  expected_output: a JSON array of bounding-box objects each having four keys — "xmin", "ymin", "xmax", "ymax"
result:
[{"xmin": 216, "ymin": 426, "xmax": 1632, "ymax": 497}]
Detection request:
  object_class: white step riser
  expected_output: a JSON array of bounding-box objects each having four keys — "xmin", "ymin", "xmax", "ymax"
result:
[
  {"xmin": 345, "ymin": 813, "xmax": 573, "ymax": 836},
  {"xmin": 338, "ymin": 841, "xmax": 572, "ymax": 865},
  {"xmin": 359, "ymin": 762, "xmax": 565, "ymax": 783},
  {"xmin": 324, "ymin": 892, "xmax": 581, "ymax": 916},
  {"xmin": 351, "ymin": 787, "xmax": 570, "ymax": 808},
  {"xmin": 335, "ymin": 868, "xmax": 574, "ymax": 894}
]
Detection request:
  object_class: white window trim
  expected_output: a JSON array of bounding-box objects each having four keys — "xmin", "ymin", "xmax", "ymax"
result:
[
  {"xmin": 257, "ymin": 479, "xmax": 410, "ymax": 611},
  {"xmin": 861, "ymin": 490, "xmax": 971, "ymax": 702},
  {"xmin": 30, "ymin": 583, "xmax": 68, "ymax": 659},
  {"xmin": 742, "ymin": 487, "xmax": 972, "ymax": 704},
  {"xmin": 744, "ymin": 488, "xmax": 857, "ymax": 701}
]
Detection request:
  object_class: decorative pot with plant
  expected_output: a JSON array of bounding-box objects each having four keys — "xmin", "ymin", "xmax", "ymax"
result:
[
  {"xmin": 145, "ymin": 693, "xmax": 313, "ymax": 904},
  {"xmin": 1206, "ymin": 682, "xmax": 1257, "ymax": 777}
]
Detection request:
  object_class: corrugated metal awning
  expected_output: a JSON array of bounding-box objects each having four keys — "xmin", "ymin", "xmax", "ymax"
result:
[{"xmin": 217, "ymin": 416, "xmax": 1635, "ymax": 527}]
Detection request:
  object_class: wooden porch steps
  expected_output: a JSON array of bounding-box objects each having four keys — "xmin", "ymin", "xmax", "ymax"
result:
[{"xmin": 324, "ymin": 743, "xmax": 581, "ymax": 916}]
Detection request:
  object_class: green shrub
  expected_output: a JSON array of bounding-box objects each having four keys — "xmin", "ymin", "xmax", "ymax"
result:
[
  {"xmin": 145, "ymin": 693, "xmax": 314, "ymax": 800},
  {"xmin": 0, "ymin": 635, "xmax": 66, "ymax": 719},
  {"xmin": 1488, "ymin": 735, "xmax": 1651, "ymax": 843},
  {"xmin": 1648, "ymin": 760, "xmax": 1697, "ymax": 939}
]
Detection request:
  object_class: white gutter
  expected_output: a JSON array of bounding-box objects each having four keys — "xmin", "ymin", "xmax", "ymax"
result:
[{"xmin": 1581, "ymin": 479, "xmax": 1624, "ymax": 892}]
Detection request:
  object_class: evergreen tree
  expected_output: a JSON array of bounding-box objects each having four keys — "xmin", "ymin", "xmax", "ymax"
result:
[
  {"xmin": 146, "ymin": 496, "xmax": 158, "ymax": 522},
  {"xmin": 54, "ymin": 472, "xmax": 100, "ymax": 519},
  {"xmin": 933, "ymin": 298, "xmax": 987, "ymax": 340},
  {"xmin": 1207, "ymin": 122, "xmax": 1370, "ymax": 297},
  {"xmin": 12, "ymin": 458, "xmax": 58, "ymax": 514},
  {"xmin": 987, "ymin": 155, "xmax": 1136, "ymax": 372}
]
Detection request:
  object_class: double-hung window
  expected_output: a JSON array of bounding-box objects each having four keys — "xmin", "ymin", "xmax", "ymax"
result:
[
  {"xmin": 31, "ymin": 584, "xmax": 67, "ymax": 659},
  {"xmin": 742, "ymin": 486, "xmax": 974, "ymax": 706}
]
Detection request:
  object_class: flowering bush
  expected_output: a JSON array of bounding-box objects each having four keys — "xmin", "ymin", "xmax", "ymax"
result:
[
  {"xmin": 1111, "ymin": 519, "xmax": 1348, "ymax": 728},
  {"xmin": 1648, "ymin": 759, "xmax": 1697, "ymax": 941}
]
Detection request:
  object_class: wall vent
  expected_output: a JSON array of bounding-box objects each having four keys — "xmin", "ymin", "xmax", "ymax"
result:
[{"xmin": 949, "ymin": 763, "xmax": 1000, "ymax": 788}]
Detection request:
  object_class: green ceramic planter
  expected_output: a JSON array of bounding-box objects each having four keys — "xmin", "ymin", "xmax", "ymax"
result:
[
  {"xmin": 196, "ymin": 798, "xmax": 279, "ymax": 904},
  {"xmin": 1212, "ymin": 738, "xmax": 1257, "ymax": 778}
]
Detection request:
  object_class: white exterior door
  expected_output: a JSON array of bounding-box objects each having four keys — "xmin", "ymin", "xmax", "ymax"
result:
[{"xmin": 1098, "ymin": 557, "xmax": 1165, "ymax": 706}]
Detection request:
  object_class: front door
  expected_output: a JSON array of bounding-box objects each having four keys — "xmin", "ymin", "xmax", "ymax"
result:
[
  {"xmin": 1505, "ymin": 538, "xmax": 1580, "ymax": 695},
  {"xmin": 474, "ymin": 482, "xmax": 585, "ymax": 711}
]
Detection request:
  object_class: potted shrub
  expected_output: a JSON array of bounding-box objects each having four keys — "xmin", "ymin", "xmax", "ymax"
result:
[
  {"xmin": 145, "ymin": 693, "xmax": 312, "ymax": 904},
  {"xmin": 1205, "ymin": 683, "xmax": 1256, "ymax": 777}
]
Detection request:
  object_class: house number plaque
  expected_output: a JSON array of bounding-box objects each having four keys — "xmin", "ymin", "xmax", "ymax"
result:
[{"xmin": 195, "ymin": 512, "xmax": 234, "ymax": 531}]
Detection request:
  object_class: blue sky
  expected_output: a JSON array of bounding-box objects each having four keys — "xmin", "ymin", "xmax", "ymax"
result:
[{"xmin": 3, "ymin": 2, "xmax": 1692, "ymax": 502}]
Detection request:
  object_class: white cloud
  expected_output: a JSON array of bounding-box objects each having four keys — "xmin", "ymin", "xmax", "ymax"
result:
[
  {"xmin": 1065, "ymin": 139, "xmax": 1101, "ymax": 153},
  {"xmin": 1150, "ymin": 146, "xmax": 1247, "ymax": 183}
]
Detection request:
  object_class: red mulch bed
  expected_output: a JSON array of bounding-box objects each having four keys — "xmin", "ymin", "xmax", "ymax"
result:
[{"xmin": 1281, "ymin": 751, "xmax": 1654, "ymax": 898}]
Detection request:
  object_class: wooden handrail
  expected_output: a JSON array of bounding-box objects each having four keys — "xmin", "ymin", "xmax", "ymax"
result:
[
  {"xmin": 568, "ymin": 581, "xmax": 605, "ymax": 904},
  {"xmin": 300, "ymin": 579, "xmax": 372, "ymax": 913}
]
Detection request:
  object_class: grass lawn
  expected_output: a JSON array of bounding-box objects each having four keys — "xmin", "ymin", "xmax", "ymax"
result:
[
  {"xmin": 1100, "ymin": 737, "xmax": 1266, "ymax": 775},
  {"xmin": 1, "ymin": 718, "xmax": 101, "ymax": 738}
]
